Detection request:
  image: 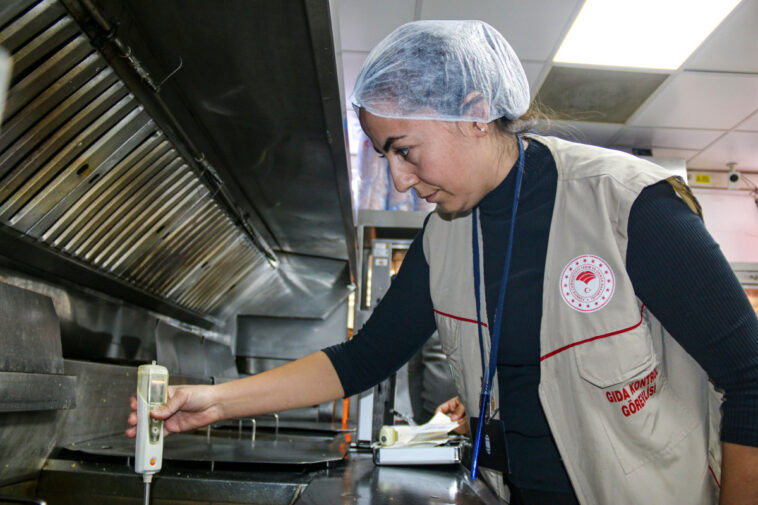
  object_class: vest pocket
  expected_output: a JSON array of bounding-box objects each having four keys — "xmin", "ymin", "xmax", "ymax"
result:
[
  {"xmin": 573, "ymin": 326, "xmax": 699, "ymax": 474},
  {"xmin": 574, "ymin": 325, "xmax": 654, "ymax": 388},
  {"xmin": 596, "ymin": 367, "xmax": 699, "ymax": 475}
]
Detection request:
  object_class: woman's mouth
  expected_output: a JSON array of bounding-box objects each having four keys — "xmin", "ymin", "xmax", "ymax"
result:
[{"xmin": 419, "ymin": 190, "xmax": 439, "ymax": 202}]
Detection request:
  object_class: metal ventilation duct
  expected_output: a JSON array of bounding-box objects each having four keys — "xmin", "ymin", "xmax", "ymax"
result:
[{"xmin": 0, "ymin": 0, "xmax": 271, "ymax": 320}]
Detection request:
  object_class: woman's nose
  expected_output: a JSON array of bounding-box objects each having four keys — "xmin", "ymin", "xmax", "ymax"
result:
[{"xmin": 388, "ymin": 163, "xmax": 419, "ymax": 193}]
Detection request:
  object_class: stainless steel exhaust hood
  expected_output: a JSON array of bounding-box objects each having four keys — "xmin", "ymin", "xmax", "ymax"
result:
[{"xmin": 0, "ymin": 0, "xmax": 355, "ymax": 328}]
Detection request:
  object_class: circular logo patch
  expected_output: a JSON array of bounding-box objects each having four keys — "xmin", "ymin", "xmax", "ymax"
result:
[{"xmin": 560, "ymin": 255, "xmax": 615, "ymax": 312}]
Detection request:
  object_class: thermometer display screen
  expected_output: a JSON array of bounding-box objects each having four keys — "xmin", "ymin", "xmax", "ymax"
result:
[{"xmin": 148, "ymin": 378, "xmax": 166, "ymax": 404}]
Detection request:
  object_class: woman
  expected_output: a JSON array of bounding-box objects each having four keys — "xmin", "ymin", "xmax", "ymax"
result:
[{"xmin": 127, "ymin": 20, "xmax": 758, "ymax": 505}]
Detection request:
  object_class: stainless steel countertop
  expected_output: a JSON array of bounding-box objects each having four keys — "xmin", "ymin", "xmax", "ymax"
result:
[
  {"xmin": 52, "ymin": 434, "xmax": 501, "ymax": 504},
  {"xmin": 295, "ymin": 452, "xmax": 502, "ymax": 505}
]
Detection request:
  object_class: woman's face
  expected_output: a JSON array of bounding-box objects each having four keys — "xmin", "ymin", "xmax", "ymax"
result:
[{"xmin": 359, "ymin": 110, "xmax": 503, "ymax": 214}]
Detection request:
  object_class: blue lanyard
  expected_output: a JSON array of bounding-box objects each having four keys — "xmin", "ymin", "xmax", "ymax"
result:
[{"xmin": 470, "ymin": 135, "xmax": 525, "ymax": 480}]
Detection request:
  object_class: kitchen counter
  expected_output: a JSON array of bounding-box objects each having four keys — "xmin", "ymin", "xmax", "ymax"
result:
[
  {"xmin": 29, "ymin": 448, "xmax": 501, "ymax": 504},
  {"xmin": 296, "ymin": 451, "xmax": 501, "ymax": 505}
]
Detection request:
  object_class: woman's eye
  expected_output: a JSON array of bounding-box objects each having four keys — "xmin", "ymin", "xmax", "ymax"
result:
[{"xmin": 396, "ymin": 147, "xmax": 410, "ymax": 159}]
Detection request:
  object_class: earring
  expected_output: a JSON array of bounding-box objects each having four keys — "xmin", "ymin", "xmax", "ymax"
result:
[{"xmin": 479, "ymin": 126, "xmax": 486, "ymax": 132}]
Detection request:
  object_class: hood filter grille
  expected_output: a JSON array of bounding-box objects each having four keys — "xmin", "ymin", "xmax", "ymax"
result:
[{"xmin": 0, "ymin": 0, "xmax": 266, "ymax": 316}]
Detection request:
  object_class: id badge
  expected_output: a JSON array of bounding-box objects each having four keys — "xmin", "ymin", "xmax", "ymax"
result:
[{"xmin": 469, "ymin": 417, "xmax": 507, "ymax": 473}]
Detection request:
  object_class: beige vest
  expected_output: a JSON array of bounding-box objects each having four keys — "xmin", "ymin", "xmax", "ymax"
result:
[{"xmin": 422, "ymin": 135, "xmax": 722, "ymax": 505}]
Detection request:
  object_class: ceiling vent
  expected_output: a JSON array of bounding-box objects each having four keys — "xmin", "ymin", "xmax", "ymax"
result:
[{"xmin": 535, "ymin": 66, "xmax": 669, "ymax": 124}]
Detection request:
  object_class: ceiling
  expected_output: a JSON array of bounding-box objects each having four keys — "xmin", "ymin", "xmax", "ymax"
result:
[{"xmin": 332, "ymin": 0, "xmax": 758, "ymax": 173}]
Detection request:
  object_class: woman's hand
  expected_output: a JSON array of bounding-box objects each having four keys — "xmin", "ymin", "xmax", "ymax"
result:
[
  {"xmin": 436, "ymin": 396, "xmax": 470, "ymax": 435},
  {"xmin": 126, "ymin": 385, "xmax": 221, "ymax": 438},
  {"xmin": 125, "ymin": 351, "xmax": 345, "ymax": 439}
]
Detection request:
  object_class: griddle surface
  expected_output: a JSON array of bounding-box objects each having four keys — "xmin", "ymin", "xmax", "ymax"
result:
[{"xmin": 66, "ymin": 432, "xmax": 348, "ymax": 465}]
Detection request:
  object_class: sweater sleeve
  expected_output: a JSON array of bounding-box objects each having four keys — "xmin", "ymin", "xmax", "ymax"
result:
[
  {"xmin": 322, "ymin": 224, "xmax": 437, "ymax": 397},
  {"xmin": 627, "ymin": 181, "xmax": 758, "ymax": 447}
]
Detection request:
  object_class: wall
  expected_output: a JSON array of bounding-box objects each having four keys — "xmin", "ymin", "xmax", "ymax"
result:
[{"xmin": 693, "ymin": 189, "xmax": 758, "ymax": 263}]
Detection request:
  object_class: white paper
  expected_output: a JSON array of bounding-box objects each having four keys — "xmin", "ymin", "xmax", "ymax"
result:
[{"xmin": 382, "ymin": 411, "xmax": 460, "ymax": 447}]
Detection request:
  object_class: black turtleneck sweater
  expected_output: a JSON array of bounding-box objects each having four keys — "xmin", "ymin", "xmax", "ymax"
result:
[{"xmin": 324, "ymin": 138, "xmax": 758, "ymax": 494}]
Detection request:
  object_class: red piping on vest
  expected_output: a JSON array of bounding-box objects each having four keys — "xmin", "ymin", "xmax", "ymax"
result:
[
  {"xmin": 708, "ymin": 465, "xmax": 721, "ymax": 488},
  {"xmin": 433, "ymin": 309, "xmax": 488, "ymax": 327},
  {"xmin": 540, "ymin": 305, "xmax": 646, "ymax": 361}
]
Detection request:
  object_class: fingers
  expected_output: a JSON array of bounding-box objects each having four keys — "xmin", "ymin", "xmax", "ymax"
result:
[
  {"xmin": 126, "ymin": 394, "xmax": 138, "ymax": 438},
  {"xmin": 435, "ymin": 396, "xmax": 470, "ymax": 434},
  {"xmin": 436, "ymin": 400, "xmax": 452, "ymax": 415},
  {"xmin": 127, "ymin": 387, "xmax": 183, "ymax": 438},
  {"xmin": 436, "ymin": 396, "xmax": 465, "ymax": 421},
  {"xmin": 150, "ymin": 386, "xmax": 182, "ymax": 420},
  {"xmin": 454, "ymin": 419, "xmax": 471, "ymax": 435},
  {"xmin": 435, "ymin": 396, "xmax": 459, "ymax": 414},
  {"xmin": 128, "ymin": 385, "xmax": 211, "ymax": 438}
]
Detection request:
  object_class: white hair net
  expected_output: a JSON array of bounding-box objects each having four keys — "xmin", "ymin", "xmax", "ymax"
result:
[{"xmin": 350, "ymin": 20, "xmax": 530, "ymax": 123}]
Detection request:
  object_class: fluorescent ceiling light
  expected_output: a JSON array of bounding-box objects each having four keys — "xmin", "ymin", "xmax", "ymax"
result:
[{"xmin": 554, "ymin": 0, "xmax": 743, "ymax": 70}]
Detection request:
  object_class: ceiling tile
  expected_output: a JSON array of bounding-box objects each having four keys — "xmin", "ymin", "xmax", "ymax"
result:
[
  {"xmin": 338, "ymin": 0, "xmax": 416, "ymax": 52},
  {"xmin": 613, "ymin": 127, "xmax": 724, "ymax": 150},
  {"xmin": 737, "ymin": 110, "xmax": 758, "ymax": 131},
  {"xmin": 547, "ymin": 121, "xmax": 623, "ymax": 147},
  {"xmin": 419, "ymin": 0, "xmax": 583, "ymax": 61},
  {"xmin": 630, "ymin": 72, "xmax": 758, "ymax": 129},
  {"xmin": 685, "ymin": 0, "xmax": 758, "ymax": 73},
  {"xmin": 340, "ymin": 51, "xmax": 368, "ymax": 108},
  {"xmin": 687, "ymin": 131, "xmax": 758, "ymax": 171},
  {"xmin": 536, "ymin": 66, "xmax": 668, "ymax": 123}
]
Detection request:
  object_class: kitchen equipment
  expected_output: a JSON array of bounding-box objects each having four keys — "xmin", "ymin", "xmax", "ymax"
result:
[{"xmin": 135, "ymin": 362, "xmax": 168, "ymax": 505}]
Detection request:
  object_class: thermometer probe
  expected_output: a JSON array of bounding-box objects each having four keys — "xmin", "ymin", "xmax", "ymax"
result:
[{"xmin": 135, "ymin": 361, "xmax": 168, "ymax": 505}]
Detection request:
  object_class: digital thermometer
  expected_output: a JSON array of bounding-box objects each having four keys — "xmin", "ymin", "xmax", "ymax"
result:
[{"xmin": 135, "ymin": 361, "xmax": 168, "ymax": 504}]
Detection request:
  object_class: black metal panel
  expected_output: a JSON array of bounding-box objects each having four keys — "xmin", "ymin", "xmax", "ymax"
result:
[
  {"xmin": 0, "ymin": 281, "xmax": 72, "ymax": 485},
  {"xmin": 57, "ymin": 360, "xmax": 139, "ymax": 446},
  {"xmin": 0, "ymin": 282, "xmax": 62, "ymax": 374},
  {"xmin": 0, "ymin": 372, "xmax": 76, "ymax": 412},
  {"xmin": 0, "ymin": 410, "xmax": 62, "ymax": 486}
]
